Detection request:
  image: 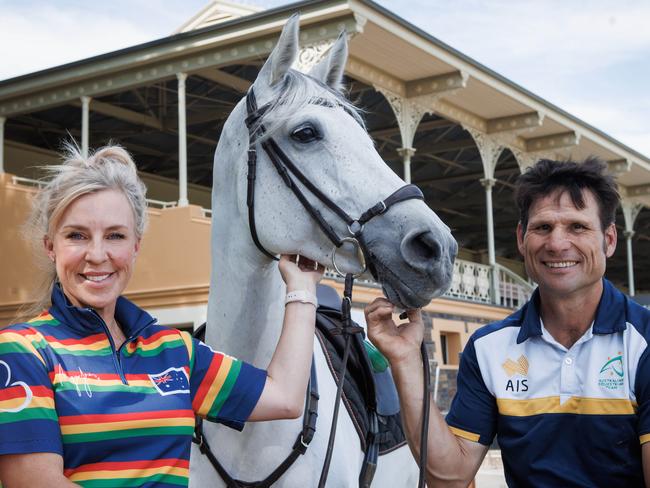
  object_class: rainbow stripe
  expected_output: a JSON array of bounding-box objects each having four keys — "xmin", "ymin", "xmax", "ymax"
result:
[{"xmin": 0, "ymin": 300, "xmax": 265, "ymax": 488}]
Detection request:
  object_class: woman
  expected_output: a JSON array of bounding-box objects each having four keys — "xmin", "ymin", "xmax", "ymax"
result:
[{"xmin": 0, "ymin": 145, "xmax": 323, "ymax": 487}]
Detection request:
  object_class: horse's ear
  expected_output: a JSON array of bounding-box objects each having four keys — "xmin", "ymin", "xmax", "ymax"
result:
[
  {"xmin": 309, "ymin": 31, "xmax": 348, "ymax": 92},
  {"xmin": 255, "ymin": 13, "xmax": 300, "ymax": 88}
]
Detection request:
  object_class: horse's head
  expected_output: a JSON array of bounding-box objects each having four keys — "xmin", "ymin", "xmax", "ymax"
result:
[{"xmin": 216, "ymin": 15, "xmax": 457, "ymax": 309}]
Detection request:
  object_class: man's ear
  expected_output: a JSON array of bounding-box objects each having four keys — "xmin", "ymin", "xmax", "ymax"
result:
[
  {"xmin": 604, "ymin": 222, "xmax": 617, "ymax": 258},
  {"xmin": 516, "ymin": 222, "xmax": 525, "ymax": 257}
]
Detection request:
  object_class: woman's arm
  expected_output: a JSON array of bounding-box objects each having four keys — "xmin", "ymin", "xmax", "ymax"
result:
[
  {"xmin": 248, "ymin": 255, "xmax": 324, "ymax": 421},
  {"xmin": 0, "ymin": 453, "xmax": 79, "ymax": 488}
]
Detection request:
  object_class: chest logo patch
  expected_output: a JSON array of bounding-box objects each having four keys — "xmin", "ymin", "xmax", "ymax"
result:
[
  {"xmin": 502, "ymin": 355, "xmax": 529, "ymax": 392},
  {"xmin": 598, "ymin": 353, "xmax": 624, "ymax": 390},
  {"xmin": 149, "ymin": 367, "xmax": 190, "ymax": 396},
  {"xmin": 0, "ymin": 360, "xmax": 33, "ymax": 413}
]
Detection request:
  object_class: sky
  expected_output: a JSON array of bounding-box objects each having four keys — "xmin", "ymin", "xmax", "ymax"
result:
[{"xmin": 1, "ymin": 0, "xmax": 648, "ymax": 158}]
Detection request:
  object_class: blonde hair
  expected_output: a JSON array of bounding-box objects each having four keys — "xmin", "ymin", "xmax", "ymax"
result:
[{"xmin": 20, "ymin": 143, "xmax": 148, "ymax": 319}]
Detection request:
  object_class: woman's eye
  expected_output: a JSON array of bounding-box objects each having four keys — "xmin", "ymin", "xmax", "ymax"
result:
[
  {"xmin": 107, "ymin": 233, "xmax": 126, "ymax": 240},
  {"xmin": 66, "ymin": 232, "xmax": 85, "ymax": 240},
  {"xmin": 291, "ymin": 125, "xmax": 320, "ymax": 143}
]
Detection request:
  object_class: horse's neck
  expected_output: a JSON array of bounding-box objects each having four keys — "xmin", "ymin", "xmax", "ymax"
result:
[{"xmin": 205, "ymin": 168, "xmax": 285, "ymax": 366}]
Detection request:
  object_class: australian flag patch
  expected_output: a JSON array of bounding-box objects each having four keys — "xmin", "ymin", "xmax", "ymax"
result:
[{"xmin": 149, "ymin": 367, "xmax": 190, "ymax": 396}]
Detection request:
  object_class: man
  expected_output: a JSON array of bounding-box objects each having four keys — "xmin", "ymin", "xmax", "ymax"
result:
[{"xmin": 366, "ymin": 158, "xmax": 650, "ymax": 487}]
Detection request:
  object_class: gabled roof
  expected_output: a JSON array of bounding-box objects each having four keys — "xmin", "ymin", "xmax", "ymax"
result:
[
  {"xmin": 174, "ymin": 1, "xmax": 263, "ymax": 34},
  {"xmin": 1, "ymin": 0, "xmax": 648, "ymax": 197}
]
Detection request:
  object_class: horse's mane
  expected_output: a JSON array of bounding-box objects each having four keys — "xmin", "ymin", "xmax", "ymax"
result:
[{"xmin": 251, "ymin": 69, "xmax": 365, "ymax": 144}]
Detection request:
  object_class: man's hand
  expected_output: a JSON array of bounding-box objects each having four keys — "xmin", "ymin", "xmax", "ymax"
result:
[{"xmin": 365, "ymin": 297, "xmax": 423, "ymax": 365}]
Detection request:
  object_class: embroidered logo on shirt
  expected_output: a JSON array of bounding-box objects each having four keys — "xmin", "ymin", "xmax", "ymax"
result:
[
  {"xmin": 502, "ymin": 355, "xmax": 529, "ymax": 392},
  {"xmin": 0, "ymin": 360, "xmax": 33, "ymax": 413},
  {"xmin": 598, "ymin": 353, "xmax": 624, "ymax": 390},
  {"xmin": 502, "ymin": 355, "xmax": 529, "ymax": 377},
  {"xmin": 149, "ymin": 367, "xmax": 190, "ymax": 396}
]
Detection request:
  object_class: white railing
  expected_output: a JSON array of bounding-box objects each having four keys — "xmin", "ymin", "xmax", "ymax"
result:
[
  {"xmin": 324, "ymin": 258, "xmax": 534, "ymax": 309},
  {"xmin": 446, "ymin": 260, "xmax": 492, "ymax": 304},
  {"xmin": 495, "ymin": 263, "xmax": 534, "ymax": 309},
  {"xmin": 145, "ymin": 198, "xmax": 178, "ymax": 209}
]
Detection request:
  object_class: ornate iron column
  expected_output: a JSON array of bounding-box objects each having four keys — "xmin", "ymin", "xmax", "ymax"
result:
[
  {"xmin": 80, "ymin": 96, "xmax": 91, "ymax": 158},
  {"xmin": 621, "ymin": 201, "xmax": 643, "ymax": 296},
  {"xmin": 0, "ymin": 117, "xmax": 4, "ymax": 174},
  {"xmin": 466, "ymin": 128, "xmax": 503, "ymax": 304},
  {"xmin": 177, "ymin": 72, "xmax": 189, "ymax": 207},
  {"xmin": 377, "ymin": 89, "xmax": 440, "ymax": 183}
]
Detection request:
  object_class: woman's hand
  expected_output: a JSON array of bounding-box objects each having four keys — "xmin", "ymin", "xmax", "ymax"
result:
[
  {"xmin": 278, "ymin": 254, "xmax": 325, "ymax": 293},
  {"xmin": 365, "ymin": 297, "xmax": 424, "ymax": 366}
]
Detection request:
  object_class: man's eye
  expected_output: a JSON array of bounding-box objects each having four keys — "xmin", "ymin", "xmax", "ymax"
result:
[
  {"xmin": 291, "ymin": 125, "xmax": 320, "ymax": 143},
  {"xmin": 572, "ymin": 223, "xmax": 586, "ymax": 231}
]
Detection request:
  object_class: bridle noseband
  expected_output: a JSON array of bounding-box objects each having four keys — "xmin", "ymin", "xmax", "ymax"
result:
[{"xmin": 244, "ymin": 85, "xmax": 424, "ymax": 276}]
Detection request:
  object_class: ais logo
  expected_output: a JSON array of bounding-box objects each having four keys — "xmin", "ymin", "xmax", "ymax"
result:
[{"xmin": 502, "ymin": 355, "xmax": 529, "ymax": 392}]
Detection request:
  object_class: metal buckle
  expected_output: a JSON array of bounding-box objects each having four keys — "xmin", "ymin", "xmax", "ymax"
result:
[
  {"xmin": 331, "ymin": 237, "xmax": 367, "ymax": 278},
  {"xmin": 348, "ymin": 221, "xmax": 364, "ymax": 236}
]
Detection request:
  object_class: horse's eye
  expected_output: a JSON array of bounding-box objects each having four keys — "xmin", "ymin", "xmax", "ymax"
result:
[{"xmin": 291, "ymin": 125, "xmax": 320, "ymax": 143}]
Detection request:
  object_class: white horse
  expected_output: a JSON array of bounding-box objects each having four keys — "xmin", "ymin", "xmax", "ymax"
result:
[{"xmin": 190, "ymin": 15, "xmax": 457, "ymax": 487}]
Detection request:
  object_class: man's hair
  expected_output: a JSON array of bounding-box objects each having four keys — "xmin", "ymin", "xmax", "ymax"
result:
[{"xmin": 514, "ymin": 157, "xmax": 620, "ymax": 232}]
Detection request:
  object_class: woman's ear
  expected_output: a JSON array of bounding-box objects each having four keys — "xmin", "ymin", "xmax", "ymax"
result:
[{"xmin": 43, "ymin": 235, "xmax": 55, "ymax": 262}]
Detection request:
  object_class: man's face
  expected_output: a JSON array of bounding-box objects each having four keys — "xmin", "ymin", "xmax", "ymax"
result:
[{"xmin": 517, "ymin": 189, "xmax": 617, "ymax": 300}]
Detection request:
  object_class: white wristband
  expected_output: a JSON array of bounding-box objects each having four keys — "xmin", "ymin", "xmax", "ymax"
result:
[{"xmin": 285, "ymin": 290, "xmax": 318, "ymax": 307}]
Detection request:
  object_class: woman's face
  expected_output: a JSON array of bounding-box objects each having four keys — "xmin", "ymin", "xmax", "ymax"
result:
[{"xmin": 44, "ymin": 189, "xmax": 140, "ymax": 321}]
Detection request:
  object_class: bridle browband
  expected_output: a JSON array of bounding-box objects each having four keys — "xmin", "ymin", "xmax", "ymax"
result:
[{"xmin": 244, "ymin": 85, "xmax": 424, "ymax": 275}]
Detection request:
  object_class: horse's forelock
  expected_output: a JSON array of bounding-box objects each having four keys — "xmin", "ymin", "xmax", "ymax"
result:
[{"xmin": 250, "ymin": 70, "xmax": 364, "ymax": 145}]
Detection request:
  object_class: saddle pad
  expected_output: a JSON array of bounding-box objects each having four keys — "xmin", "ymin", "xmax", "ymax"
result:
[{"xmin": 315, "ymin": 307, "xmax": 406, "ymax": 455}]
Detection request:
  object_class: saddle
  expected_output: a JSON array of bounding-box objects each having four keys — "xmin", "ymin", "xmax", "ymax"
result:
[{"xmin": 315, "ymin": 285, "xmax": 407, "ymax": 456}]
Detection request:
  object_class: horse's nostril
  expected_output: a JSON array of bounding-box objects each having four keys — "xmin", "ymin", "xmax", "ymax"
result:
[{"xmin": 401, "ymin": 230, "xmax": 442, "ymax": 268}]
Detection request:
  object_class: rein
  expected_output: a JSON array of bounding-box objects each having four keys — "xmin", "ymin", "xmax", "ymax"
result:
[{"xmin": 195, "ymin": 83, "xmax": 429, "ymax": 487}]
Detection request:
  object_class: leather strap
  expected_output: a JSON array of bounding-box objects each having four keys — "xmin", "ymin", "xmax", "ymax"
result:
[
  {"xmin": 192, "ymin": 356, "xmax": 319, "ymax": 488},
  {"xmin": 244, "ymin": 86, "xmax": 425, "ymax": 268}
]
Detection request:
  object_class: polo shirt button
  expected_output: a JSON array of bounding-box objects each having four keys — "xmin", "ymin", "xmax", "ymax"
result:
[{"xmin": 565, "ymin": 357, "xmax": 573, "ymax": 365}]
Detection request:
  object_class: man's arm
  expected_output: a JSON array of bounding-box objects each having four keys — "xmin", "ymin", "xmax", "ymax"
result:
[
  {"xmin": 641, "ymin": 442, "xmax": 650, "ymax": 486},
  {"xmin": 0, "ymin": 453, "xmax": 79, "ymax": 488},
  {"xmin": 366, "ymin": 298, "xmax": 488, "ymax": 487}
]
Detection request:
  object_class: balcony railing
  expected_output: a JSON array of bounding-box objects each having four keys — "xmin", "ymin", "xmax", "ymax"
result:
[{"xmin": 325, "ymin": 259, "xmax": 534, "ymax": 309}]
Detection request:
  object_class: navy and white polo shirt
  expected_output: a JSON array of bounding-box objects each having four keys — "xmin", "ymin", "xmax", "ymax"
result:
[{"xmin": 447, "ymin": 279, "xmax": 650, "ymax": 487}]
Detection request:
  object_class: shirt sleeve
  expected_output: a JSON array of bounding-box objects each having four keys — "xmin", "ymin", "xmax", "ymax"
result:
[
  {"xmin": 445, "ymin": 336, "xmax": 497, "ymax": 446},
  {"xmin": 0, "ymin": 326, "xmax": 63, "ymax": 456},
  {"xmin": 635, "ymin": 346, "xmax": 650, "ymax": 444},
  {"xmin": 181, "ymin": 331, "xmax": 267, "ymax": 431}
]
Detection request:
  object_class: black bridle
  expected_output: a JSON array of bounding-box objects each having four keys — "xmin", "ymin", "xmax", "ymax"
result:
[
  {"xmin": 195, "ymin": 83, "xmax": 430, "ymax": 488},
  {"xmin": 243, "ymin": 85, "xmax": 424, "ymax": 276}
]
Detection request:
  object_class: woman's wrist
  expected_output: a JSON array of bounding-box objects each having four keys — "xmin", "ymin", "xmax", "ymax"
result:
[{"xmin": 285, "ymin": 289, "xmax": 318, "ymax": 307}]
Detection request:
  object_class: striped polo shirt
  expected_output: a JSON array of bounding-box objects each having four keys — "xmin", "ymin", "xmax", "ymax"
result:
[
  {"xmin": 446, "ymin": 279, "xmax": 650, "ymax": 487},
  {"xmin": 0, "ymin": 285, "xmax": 266, "ymax": 487}
]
